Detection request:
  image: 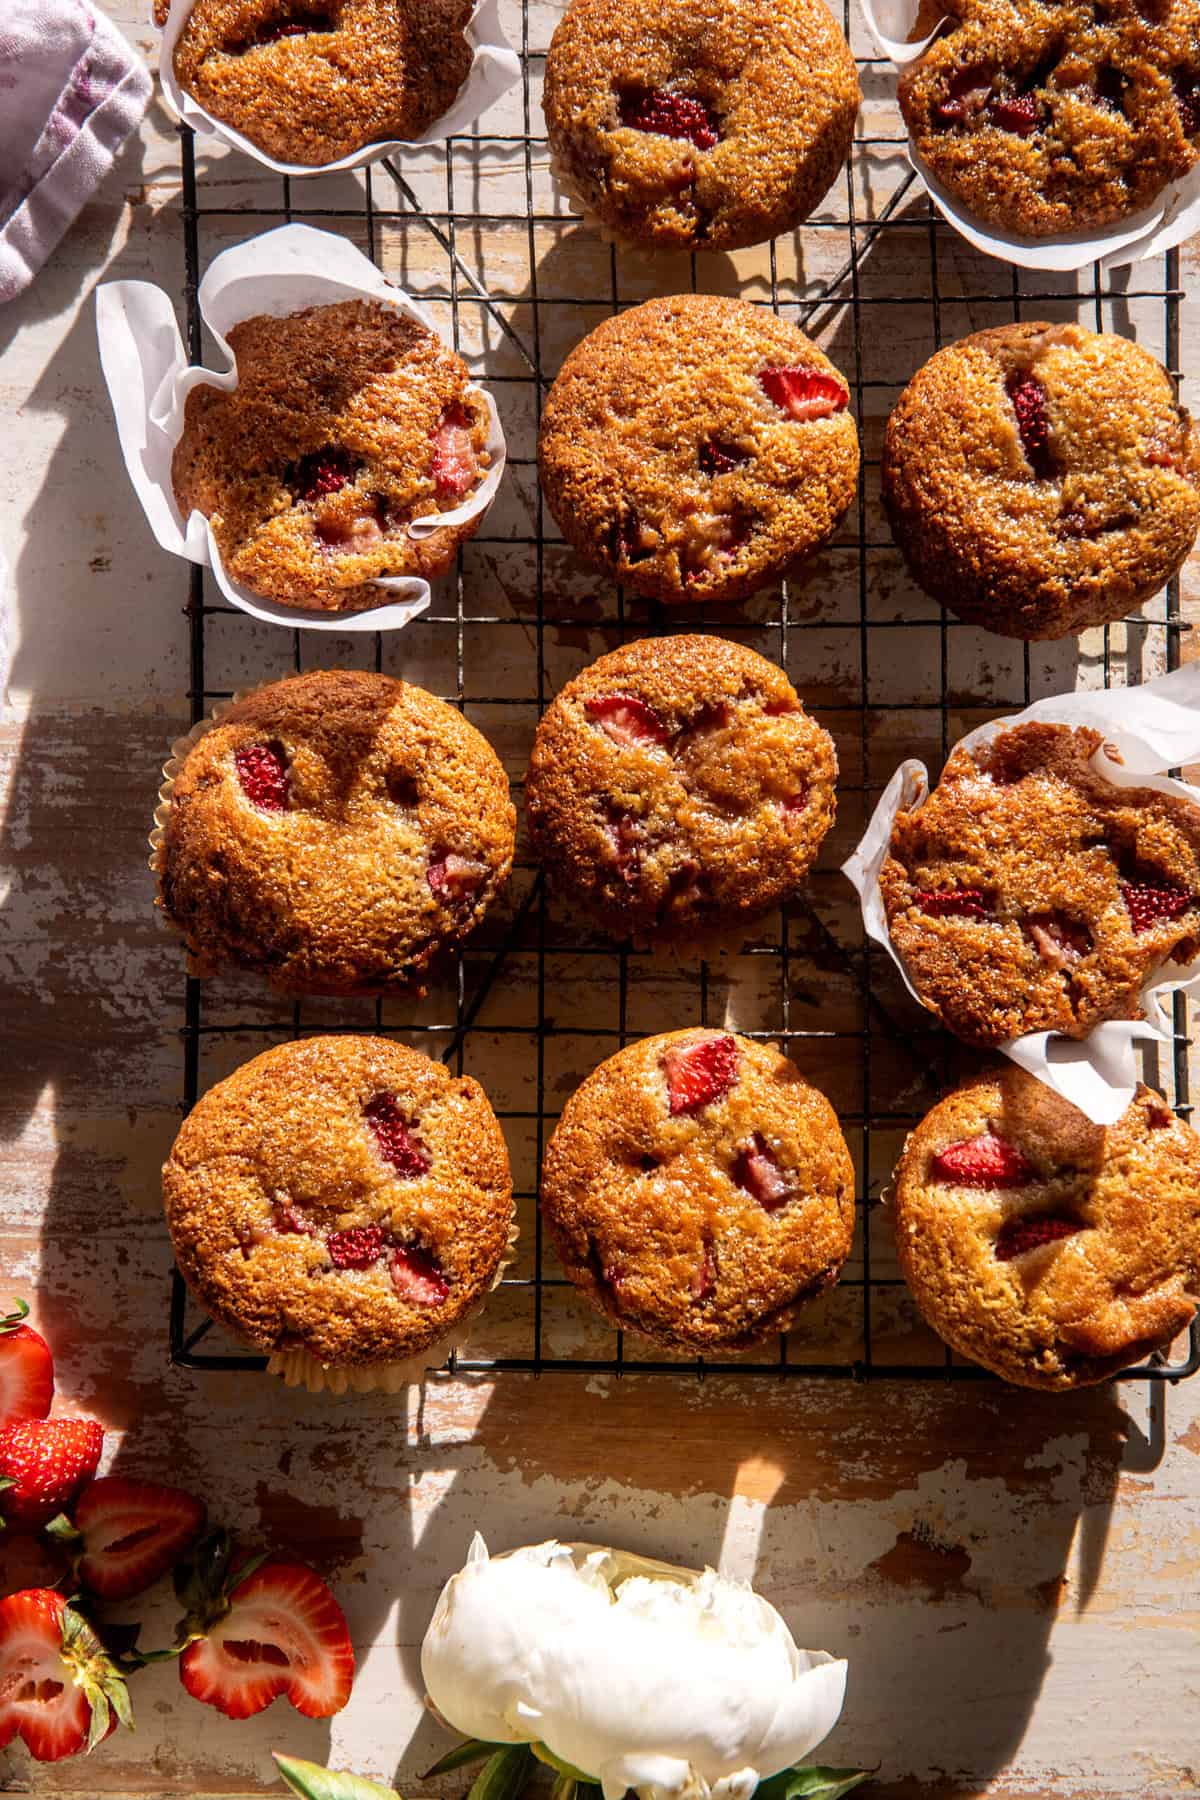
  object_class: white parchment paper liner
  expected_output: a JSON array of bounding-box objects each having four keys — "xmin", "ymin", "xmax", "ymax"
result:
[
  {"xmin": 843, "ymin": 662, "xmax": 1200, "ymax": 1126},
  {"xmin": 95, "ymin": 222, "xmax": 507, "ymax": 632},
  {"xmin": 157, "ymin": 0, "xmax": 520, "ymax": 176},
  {"xmin": 858, "ymin": 0, "xmax": 1200, "ymax": 270}
]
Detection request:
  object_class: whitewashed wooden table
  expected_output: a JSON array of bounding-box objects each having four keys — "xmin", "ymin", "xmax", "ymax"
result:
[{"xmin": 2, "ymin": 4, "xmax": 1200, "ymax": 1794}]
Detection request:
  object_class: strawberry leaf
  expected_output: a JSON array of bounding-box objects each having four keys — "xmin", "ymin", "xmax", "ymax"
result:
[
  {"xmin": 274, "ymin": 1753, "xmax": 402, "ymax": 1800},
  {"xmin": 44, "ymin": 1510, "xmax": 82, "ymax": 1546},
  {"xmin": 756, "ymin": 1767, "xmax": 872, "ymax": 1800},
  {"xmin": 85, "ymin": 1686, "xmax": 111, "ymax": 1754},
  {"xmin": 467, "ymin": 1745, "xmax": 534, "ymax": 1800},
  {"xmin": 421, "ymin": 1738, "xmax": 502, "ymax": 1777}
]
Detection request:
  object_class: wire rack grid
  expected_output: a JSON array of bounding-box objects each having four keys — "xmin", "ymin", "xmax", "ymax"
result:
[{"xmin": 168, "ymin": 0, "xmax": 1200, "ymax": 1387}]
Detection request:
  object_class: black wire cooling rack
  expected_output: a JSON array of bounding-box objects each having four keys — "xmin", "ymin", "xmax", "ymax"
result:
[{"xmin": 168, "ymin": 1, "xmax": 1200, "ymax": 1385}]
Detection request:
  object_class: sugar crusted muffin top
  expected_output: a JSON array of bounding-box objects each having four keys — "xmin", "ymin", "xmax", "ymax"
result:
[
  {"xmin": 171, "ymin": 300, "xmax": 491, "ymax": 612},
  {"xmin": 881, "ymin": 721, "xmax": 1200, "ymax": 1046},
  {"xmin": 162, "ymin": 0, "xmax": 474, "ymax": 166},
  {"xmin": 893, "ymin": 1068, "xmax": 1200, "ymax": 1388},
  {"xmin": 156, "ymin": 669, "xmax": 516, "ymax": 997},
  {"xmin": 539, "ymin": 294, "xmax": 859, "ymax": 606},
  {"xmin": 541, "ymin": 1028, "xmax": 855, "ymax": 1352},
  {"xmin": 881, "ymin": 322, "xmax": 1200, "ymax": 641},
  {"xmin": 162, "ymin": 1035, "xmax": 514, "ymax": 1369},
  {"xmin": 525, "ymin": 635, "xmax": 837, "ymax": 946},
  {"xmin": 898, "ymin": 0, "xmax": 1200, "ymax": 237},
  {"xmin": 543, "ymin": 0, "xmax": 860, "ymax": 251}
]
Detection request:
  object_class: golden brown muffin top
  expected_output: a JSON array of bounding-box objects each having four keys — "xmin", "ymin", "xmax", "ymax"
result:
[
  {"xmin": 881, "ymin": 322, "xmax": 1200, "ymax": 640},
  {"xmin": 898, "ymin": 0, "xmax": 1200, "ymax": 237},
  {"xmin": 539, "ymin": 294, "xmax": 859, "ymax": 606},
  {"xmin": 543, "ymin": 0, "xmax": 860, "ymax": 251},
  {"xmin": 163, "ymin": 1035, "xmax": 514, "ymax": 1368},
  {"xmin": 893, "ymin": 1067, "xmax": 1200, "ymax": 1388},
  {"xmin": 164, "ymin": 0, "xmax": 474, "ymax": 165},
  {"xmin": 157, "ymin": 669, "xmax": 516, "ymax": 998},
  {"xmin": 541, "ymin": 1028, "xmax": 855, "ymax": 1352},
  {"xmin": 880, "ymin": 721, "xmax": 1200, "ymax": 1046},
  {"xmin": 172, "ymin": 300, "xmax": 491, "ymax": 613},
  {"xmin": 525, "ymin": 635, "xmax": 837, "ymax": 946}
]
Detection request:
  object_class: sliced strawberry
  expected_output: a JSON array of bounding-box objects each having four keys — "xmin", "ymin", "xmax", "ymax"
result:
[
  {"xmin": 995, "ymin": 1214, "xmax": 1081, "ymax": 1260},
  {"xmin": 0, "ymin": 1589, "xmax": 129, "ymax": 1761},
  {"xmin": 758, "ymin": 367, "xmax": 848, "ymax": 422},
  {"xmin": 585, "ymin": 693, "xmax": 670, "ymax": 748},
  {"xmin": 0, "ymin": 1302, "xmax": 53, "ymax": 1426},
  {"xmin": 327, "ymin": 1226, "xmax": 387, "ymax": 1270},
  {"xmin": 431, "ymin": 402, "xmax": 479, "ymax": 502},
  {"xmin": 915, "ymin": 888, "xmax": 992, "ymax": 920},
  {"xmin": 363, "ymin": 1094, "xmax": 431, "ymax": 1178},
  {"xmin": 698, "ymin": 439, "xmax": 752, "ymax": 476},
  {"xmin": 389, "ymin": 1244, "xmax": 450, "ymax": 1307},
  {"xmin": 664, "ymin": 1034, "xmax": 739, "ymax": 1117},
  {"xmin": 73, "ymin": 1478, "xmax": 206, "ymax": 1601},
  {"xmin": 932, "ymin": 1134, "xmax": 1035, "ymax": 1189},
  {"xmin": 1006, "ymin": 370, "xmax": 1055, "ymax": 479},
  {"xmin": 179, "ymin": 1557, "xmax": 353, "ymax": 1720},
  {"xmin": 288, "ymin": 445, "xmax": 357, "ymax": 502},
  {"xmin": 733, "ymin": 1134, "xmax": 791, "ymax": 1212},
  {"xmin": 234, "ymin": 742, "xmax": 289, "ymax": 812},
  {"xmin": 1025, "ymin": 914, "xmax": 1091, "ymax": 968},
  {"xmin": 1120, "ymin": 877, "xmax": 1193, "ymax": 933},
  {"xmin": 0, "ymin": 1419, "xmax": 103, "ymax": 1530},
  {"xmin": 427, "ymin": 851, "xmax": 485, "ymax": 903},
  {"xmin": 988, "ymin": 91, "xmax": 1040, "ymax": 135},
  {"xmin": 617, "ymin": 87, "xmax": 720, "ymax": 150}
]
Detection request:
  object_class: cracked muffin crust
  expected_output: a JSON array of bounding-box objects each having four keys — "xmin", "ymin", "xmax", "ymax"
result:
[
  {"xmin": 898, "ymin": 0, "xmax": 1200, "ymax": 237},
  {"xmin": 882, "ymin": 322, "xmax": 1200, "ymax": 641},
  {"xmin": 541, "ymin": 1029, "xmax": 855, "ymax": 1352},
  {"xmin": 171, "ymin": 300, "xmax": 492, "ymax": 612},
  {"xmin": 163, "ymin": 1036, "xmax": 514, "ymax": 1371},
  {"xmin": 880, "ymin": 721, "xmax": 1200, "ymax": 1046},
  {"xmin": 542, "ymin": 0, "xmax": 860, "ymax": 251},
  {"xmin": 893, "ymin": 1068, "xmax": 1200, "ymax": 1388},
  {"xmin": 159, "ymin": 0, "xmax": 474, "ymax": 166},
  {"xmin": 156, "ymin": 669, "xmax": 516, "ymax": 996},
  {"xmin": 524, "ymin": 635, "xmax": 837, "ymax": 946},
  {"xmin": 539, "ymin": 295, "xmax": 859, "ymax": 606}
]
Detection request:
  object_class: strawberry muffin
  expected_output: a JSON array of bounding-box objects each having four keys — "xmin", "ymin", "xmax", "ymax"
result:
[
  {"xmin": 543, "ymin": 0, "xmax": 860, "ymax": 251},
  {"xmin": 880, "ymin": 720, "xmax": 1200, "ymax": 1046},
  {"xmin": 525, "ymin": 635, "xmax": 837, "ymax": 946},
  {"xmin": 539, "ymin": 295, "xmax": 859, "ymax": 606},
  {"xmin": 898, "ymin": 0, "xmax": 1200, "ymax": 237},
  {"xmin": 159, "ymin": 0, "xmax": 474, "ymax": 166},
  {"xmin": 893, "ymin": 1068, "xmax": 1200, "ymax": 1388},
  {"xmin": 882, "ymin": 323, "xmax": 1200, "ymax": 641},
  {"xmin": 542, "ymin": 1029, "xmax": 855, "ymax": 1352},
  {"xmin": 155, "ymin": 669, "xmax": 515, "ymax": 996},
  {"xmin": 163, "ymin": 1036, "xmax": 514, "ymax": 1381},
  {"xmin": 171, "ymin": 299, "xmax": 492, "ymax": 612}
]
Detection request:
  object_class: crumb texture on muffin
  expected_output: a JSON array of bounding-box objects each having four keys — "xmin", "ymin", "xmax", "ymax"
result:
[
  {"xmin": 898, "ymin": 0, "xmax": 1200, "ymax": 237},
  {"xmin": 882, "ymin": 322, "xmax": 1200, "ymax": 640},
  {"xmin": 543, "ymin": 0, "xmax": 860, "ymax": 250},
  {"xmin": 525, "ymin": 635, "xmax": 837, "ymax": 945},
  {"xmin": 163, "ymin": 1035, "xmax": 514, "ymax": 1367},
  {"xmin": 541, "ymin": 1028, "xmax": 855, "ymax": 1351},
  {"xmin": 880, "ymin": 721, "xmax": 1200, "ymax": 1045},
  {"xmin": 166, "ymin": 0, "xmax": 474, "ymax": 165},
  {"xmin": 893, "ymin": 1068, "xmax": 1200, "ymax": 1388},
  {"xmin": 539, "ymin": 294, "xmax": 859, "ymax": 606},
  {"xmin": 172, "ymin": 299, "xmax": 491, "ymax": 612},
  {"xmin": 156, "ymin": 669, "xmax": 516, "ymax": 996}
]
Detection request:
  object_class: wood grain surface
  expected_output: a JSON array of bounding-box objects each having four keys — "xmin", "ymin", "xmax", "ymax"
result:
[{"xmin": 2, "ymin": 3, "xmax": 1199, "ymax": 1795}]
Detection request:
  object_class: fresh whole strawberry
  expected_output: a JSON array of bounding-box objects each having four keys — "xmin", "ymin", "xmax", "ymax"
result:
[
  {"xmin": 0, "ymin": 1418, "xmax": 103, "ymax": 1530},
  {"xmin": 175, "ymin": 1531, "xmax": 353, "ymax": 1720},
  {"xmin": 0, "ymin": 1589, "xmax": 131, "ymax": 1761},
  {"xmin": 430, "ymin": 402, "xmax": 479, "ymax": 501},
  {"xmin": 931, "ymin": 1134, "xmax": 1035, "ymax": 1189},
  {"xmin": 234, "ymin": 742, "xmax": 289, "ymax": 812},
  {"xmin": 618, "ymin": 87, "xmax": 720, "ymax": 150},
  {"xmin": 664, "ymin": 1034, "xmax": 739, "ymax": 1116},
  {"xmin": 758, "ymin": 366, "xmax": 848, "ymax": 422},
  {"xmin": 364, "ymin": 1093, "xmax": 431, "ymax": 1178},
  {"xmin": 995, "ymin": 1214, "xmax": 1081, "ymax": 1261},
  {"xmin": 585, "ymin": 693, "xmax": 670, "ymax": 748},
  {"xmin": 1120, "ymin": 876, "xmax": 1193, "ymax": 933},
  {"xmin": 0, "ymin": 1300, "xmax": 53, "ymax": 1425},
  {"xmin": 71, "ymin": 1478, "xmax": 207, "ymax": 1601}
]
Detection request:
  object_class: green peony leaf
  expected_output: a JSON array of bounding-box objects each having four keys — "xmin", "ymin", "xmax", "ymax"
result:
[
  {"xmin": 466, "ymin": 1744, "xmax": 534, "ymax": 1800},
  {"xmin": 531, "ymin": 1743, "xmax": 597, "ymax": 1784},
  {"xmin": 421, "ymin": 1738, "xmax": 503, "ymax": 1778},
  {"xmin": 755, "ymin": 1767, "xmax": 871, "ymax": 1800},
  {"xmin": 273, "ymin": 1752, "xmax": 402, "ymax": 1800}
]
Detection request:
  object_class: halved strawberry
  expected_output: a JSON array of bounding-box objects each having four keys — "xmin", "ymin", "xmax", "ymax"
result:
[
  {"xmin": 0, "ymin": 1301, "xmax": 53, "ymax": 1426},
  {"xmin": 664, "ymin": 1034, "xmax": 739, "ymax": 1116},
  {"xmin": 72, "ymin": 1478, "xmax": 206, "ymax": 1601},
  {"xmin": 0, "ymin": 1589, "xmax": 130, "ymax": 1761},
  {"xmin": 1120, "ymin": 877, "xmax": 1193, "ymax": 933},
  {"xmin": 995, "ymin": 1214, "xmax": 1081, "ymax": 1260},
  {"xmin": 585, "ymin": 693, "xmax": 670, "ymax": 748},
  {"xmin": 733, "ymin": 1134, "xmax": 791, "ymax": 1212},
  {"xmin": 390, "ymin": 1245, "xmax": 450, "ymax": 1307},
  {"xmin": 431, "ymin": 402, "xmax": 479, "ymax": 502},
  {"xmin": 327, "ymin": 1226, "xmax": 387, "ymax": 1270},
  {"xmin": 0, "ymin": 1418, "xmax": 103, "ymax": 1530},
  {"xmin": 931, "ymin": 1134, "xmax": 1035, "ymax": 1189},
  {"xmin": 758, "ymin": 367, "xmax": 848, "ymax": 422},
  {"xmin": 178, "ymin": 1551, "xmax": 353, "ymax": 1721},
  {"xmin": 364, "ymin": 1094, "xmax": 431, "ymax": 1178}
]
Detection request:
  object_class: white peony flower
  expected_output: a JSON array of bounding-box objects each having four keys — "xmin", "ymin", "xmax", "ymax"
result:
[{"xmin": 420, "ymin": 1537, "xmax": 848, "ymax": 1800}]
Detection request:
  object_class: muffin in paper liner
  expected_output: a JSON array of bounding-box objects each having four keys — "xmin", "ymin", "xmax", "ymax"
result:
[{"xmin": 148, "ymin": 696, "xmax": 238, "ymax": 974}]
